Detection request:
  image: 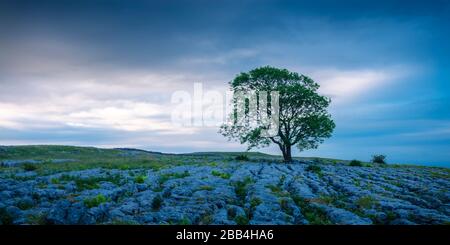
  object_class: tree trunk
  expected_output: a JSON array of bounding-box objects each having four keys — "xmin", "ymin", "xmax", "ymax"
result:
[{"xmin": 280, "ymin": 144, "xmax": 292, "ymax": 162}]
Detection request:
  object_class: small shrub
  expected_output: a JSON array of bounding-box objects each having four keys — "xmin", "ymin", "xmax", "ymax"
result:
[
  {"xmin": 292, "ymin": 195, "xmax": 332, "ymax": 225},
  {"xmin": 83, "ymin": 194, "xmax": 108, "ymax": 208},
  {"xmin": 234, "ymin": 215, "xmax": 249, "ymax": 225},
  {"xmin": 211, "ymin": 170, "xmax": 231, "ymax": 179},
  {"xmin": 250, "ymin": 197, "xmax": 262, "ymax": 208},
  {"xmin": 134, "ymin": 175, "xmax": 147, "ymax": 184},
  {"xmin": 151, "ymin": 194, "xmax": 163, "ymax": 211},
  {"xmin": 178, "ymin": 217, "xmax": 191, "ymax": 225},
  {"xmin": 235, "ymin": 154, "xmax": 249, "ymax": 161},
  {"xmin": 172, "ymin": 170, "xmax": 190, "ymax": 178},
  {"xmin": 59, "ymin": 174, "xmax": 121, "ymax": 191},
  {"xmin": 306, "ymin": 165, "xmax": 322, "ymax": 174},
  {"xmin": 74, "ymin": 178, "xmax": 100, "ymax": 190},
  {"xmin": 50, "ymin": 178, "xmax": 60, "ymax": 184},
  {"xmin": 17, "ymin": 199, "xmax": 34, "ymax": 210},
  {"xmin": 266, "ymin": 184, "xmax": 282, "ymax": 193},
  {"xmin": 233, "ymin": 177, "xmax": 254, "ymax": 202},
  {"xmin": 160, "ymin": 171, "xmax": 190, "ymax": 182},
  {"xmin": 372, "ymin": 155, "xmax": 386, "ymax": 164},
  {"xmin": 386, "ymin": 211, "xmax": 397, "ymax": 221},
  {"xmin": 27, "ymin": 213, "xmax": 48, "ymax": 225},
  {"xmin": 22, "ymin": 163, "xmax": 38, "ymax": 171},
  {"xmin": 356, "ymin": 196, "xmax": 378, "ymax": 209},
  {"xmin": 349, "ymin": 160, "xmax": 362, "ymax": 167}
]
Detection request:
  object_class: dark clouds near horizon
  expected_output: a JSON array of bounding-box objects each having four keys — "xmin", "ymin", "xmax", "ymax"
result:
[{"xmin": 1, "ymin": 0, "xmax": 450, "ymax": 166}]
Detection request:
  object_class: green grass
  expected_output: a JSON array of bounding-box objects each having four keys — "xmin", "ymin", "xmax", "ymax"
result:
[
  {"xmin": 292, "ymin": 195, "xmax": 332, "ymax": 225},
  {"xmin": 197, "ymin": 185, "xmax": 215, "ymax": 191},
  {"xmin": 1, "ymin": 145, "xmax": 443, "ymax": 174},
  {"xmin": 211, "ymin": 170, "xmax": 231, "ymax": 179},
  {"xmin": 177, "ymin": 217, "xmax": 192, "ymax": 225},
  {"xmin": 279, "ymin": 198, "xmax": 294, "ymax": 215},
  {"xmin": 234, "ymin": 215, "xmax": 249, "ymax": 225},
  {"xmin": 265, "ymin": 184, "xmax": 290, "ymax": 197},
  {"xmin": 160, "ymin": 171, "xmax": 190, "ymax": 181},
  {"xmin": 134, "ymin": 175, "xmax": 147, "ymax": 184},
  {"xmin": 0, "ymin": 146, "xmax": 193, "ymax": 176},
  {"xmin": 57, "ymin": 174, "xmax": 122, "ymax": 191},
  {"xmin": 250, "ymin": 197, "xmax": 262, "ymax": 208},
  {"xmin": 83, "ymin": 194, "xmax": 109, "ymax": 208},
  {"xmin": 27, "ymin": 213, "xmax": 48, "ymax": 225},
  {"xmin": 232, "ymin": 176, "xmax": 254, "ymax": 203},
  {"xmin": 356, "ymin": 196, "xmax": 378, "ymax": 209},
  {"xmin": 306, "ymin": 165, "xmax": 323, "ymax": 176}
]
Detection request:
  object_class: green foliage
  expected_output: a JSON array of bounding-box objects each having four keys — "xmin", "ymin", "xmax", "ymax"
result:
[
  {"xmin": 306, "ymin": 165, "xmax": 322, "ymax": 175},
  {"xmin": 83, "ymin": 194, "xmax": 108, "ymax": 208},
  {"xmin": 27, "ymin": 213, "xmax": 48, "ymax": 225},
  {"xmin": 16, "ymin": 199, "xmax": 34, "ymax": 210},
  {"xmin": 372, "ymin": 154, "xmax": 387, "ymax": 164},
  {"xmin": 72, "ymin": 178, "xmax": 99, "ymax": 190},
  {"xmin": 266, "ymin": 184, "xmax": 289, "ymax": 197},
  {"xmin": 134, "ymin": 175, "xmax": 147, "ymax": 184},
  {"xmin": 57, "ymin": 174, "xmax": 121, "ymax": 191},
  {"xmin": 234, "ymin": 215, "xmax": 249, "ymax": 225},
  {"xmin": 349, "ymin": 160, "xmax": 362, "ymax": 167},
  {"xmin": 151, "ymin": 194, "xmax": 163, "ymax": 211},
  {"xmin": 279, "ymin": 198, "xmax": 294, "ymax": 215},
  {"xmin": 22, "ymin": 163, "xmax": 38, "ymax": 171},
  {"xmin": 235, "ymin": 154, "xmax": 249, "ymax": 161},
  {"xmin": 232, "ymin": 177, "xmax": 254, "ymax": 202},
  {"xmin": 118, "ymin": 164, "xmax": 130, "ymax": 170},
  {"xmin": 50, "ymin": 178, "xmax": 60, "ymax": 184},
  {"xmin": 211, "ymin": 170, "xmax": 231, "ymax": 179},
  {"xmin": 292, "ymin": 195, "xmax": 332, "ymax": 225},
  {"xmin": 356, "ymin": 196, "xmax": 378, "ymax": 209},
  {"xmin": 250, "ymin": 197, "xmax": 262, "ymax": 208},
  {"xmin": 266, "ymin": 184, "xmax": 282, "ymax": 193},
  {"xmin": 160, "ymin": 171, "xmax": 190, "ymax": 181},
  {"xmin": 178, "ymin": 217, "xmax": 192, "ymax": 225},
  {"xmin": 220, "ymin": 66, "xmax": 335, "ymax": 162},
  {"xmin": 386, "ymin": 211, "xmax": 397, "ymax": 221}
]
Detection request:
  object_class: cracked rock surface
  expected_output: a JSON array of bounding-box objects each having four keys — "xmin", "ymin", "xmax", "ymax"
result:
[{"xmin": 0, "ymin": 147, "xmax": 449, "ymax": 225}]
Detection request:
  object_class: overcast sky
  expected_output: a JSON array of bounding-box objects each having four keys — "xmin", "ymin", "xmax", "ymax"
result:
[{"xmin": 0, "ymin": 0, "xmax": 449, "ymax": 166}]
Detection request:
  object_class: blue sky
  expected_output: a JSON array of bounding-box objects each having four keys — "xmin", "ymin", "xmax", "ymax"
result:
[{"xmin": 0, "ymin": 0, "xmax": 449, "ymax": 166}]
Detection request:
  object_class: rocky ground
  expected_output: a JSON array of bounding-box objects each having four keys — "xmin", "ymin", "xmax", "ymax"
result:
[{"xmin": 0, "ymin": 147, "xmax": 449, "ymax": 225}]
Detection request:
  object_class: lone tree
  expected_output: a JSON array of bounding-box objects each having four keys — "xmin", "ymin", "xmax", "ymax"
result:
[{"xmin": 220, "ymin": 66, "xmax": 335, "ymax": 162}]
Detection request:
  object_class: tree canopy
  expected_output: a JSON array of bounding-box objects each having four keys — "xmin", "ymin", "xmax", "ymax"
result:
[{"xmin": 220, "ymin": 66, "xmax": 335, "ymax": 162}]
